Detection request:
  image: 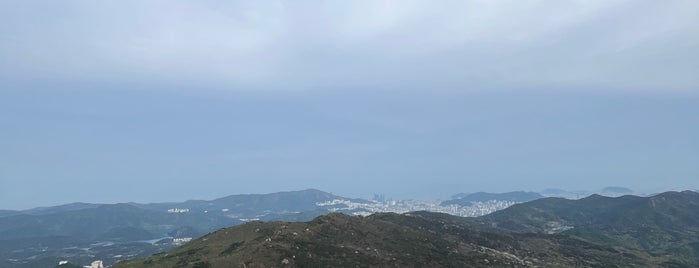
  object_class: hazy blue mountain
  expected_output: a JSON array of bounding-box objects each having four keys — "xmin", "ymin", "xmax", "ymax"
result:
[
  {"xmin": 449, "ymin": 192, "xmax": 471, "ymax": 199},
  {"xmin": 0, "ymin": 210, "xmax": 20, "ymax": 217},
  {"xmin": 539, "ymin": 188, "xmax": 593, "ymax": 199},
  {"xmin": 0, "ymin": 203, "xmax": 213, "ymax": 241},
  {"xmin": 473, "ymin": 191, "xmax": 699, "ymax": 261},
  {"xmin": 0, "ymin": 189, "xmax": 365, "ymax": 267},
  {"xmin": 114, "ymin": 212, "xmax": 678, "ymax": 268},
  {"xmin": 441, "ymin": 191, "xmax": 543, "ymax": 206},
  {"xmin": 22, "ymin": 202, "xmax": 103, "ymax": 215},
  {"xmin": 131, "ymin": 189, "xmax": 368, "ymax": 214},
  {"xmin": 600, "ymin": 186, "xmax": 634, "ymax": 195},
  {"xmin": 540, "ymin": 188, "xmax": 568, "ymax": 195}
]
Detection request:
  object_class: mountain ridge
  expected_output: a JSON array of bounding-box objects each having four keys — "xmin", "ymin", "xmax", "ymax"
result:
[
  {"xmin": 6, "ymin": 190, "xmax": 699, "ymax": 267},
  {"xmin": 0, "ymin": 189, "xmax": 363, "ymax": 267},
  {"xmin": 473, "ymin": 190, "xmax": 699, "ymax": 260},
  {"xmin": 115, "ymin": 211, "xmax": 675, "ymax": 268}
]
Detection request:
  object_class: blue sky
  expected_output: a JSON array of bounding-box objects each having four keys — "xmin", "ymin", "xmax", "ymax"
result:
[{"xmin": 1, "ymin": 0, "xmax": 698, "ymax": 209}]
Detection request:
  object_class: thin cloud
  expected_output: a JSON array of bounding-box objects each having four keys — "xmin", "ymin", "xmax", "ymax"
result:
[{"xmin": 1, "ymin": 0, "xmax": 698, "ymax": 91}]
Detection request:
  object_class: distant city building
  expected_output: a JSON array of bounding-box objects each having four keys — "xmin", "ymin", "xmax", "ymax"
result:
[
  {"xmin": 173, "ymin": 237, "xmax": 193, "ymax": 244},
  {"xmin": 316, "ymin": 198, "xmax": 517, "ymax": 218},
  {"xmin": 167, "ymin": 208, "xmax": 190, "ymax": 213},
  {"xmin": 373, "ymin": 194, "xmax": 386, "ymax": 203}
]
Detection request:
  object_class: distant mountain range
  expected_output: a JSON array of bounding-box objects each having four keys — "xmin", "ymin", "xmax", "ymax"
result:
[
  {"xmin": 130, "ymin": 189, "xmax": 369, "ymax": 214},
  {"xmin": 20, "ymin": 202, "xmax": 103, "ymax": 215},
  {"xmin": 0, "ymin": 189, "xmax": 366, "ymax": 268},
  {"xmin": 114, "ymin": 212, "xmax": 665, "ymax": 268},
  {"xmin": 442, "ymin": 191, "xmax": 543, "ymax": 206},
  {"xmin": 473, "ymin": 191, "xmax": 699, "ymax": 262},
  {"xmin": 539, "ymin": 186, "xmax": 641, "ymax": 198},
  {"xmin": 600, "ymin": 186, "xmax": 634, "ymax": 194},
  {"xmin": 0, "ymin": 210, "xmax": 20, "ymax": 217},
  {"xmin": 113, "ymin": 190, "xmax": 699, "ymax": 267},
  {"xmin": 6, "ymin": 188, "xmax": 699, "ymax": 267}
]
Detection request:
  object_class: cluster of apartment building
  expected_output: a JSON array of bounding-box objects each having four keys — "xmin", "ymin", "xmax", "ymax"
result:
[{"xmin": 317, "ymin": 198, "xmax": 517, "ymax": 217}]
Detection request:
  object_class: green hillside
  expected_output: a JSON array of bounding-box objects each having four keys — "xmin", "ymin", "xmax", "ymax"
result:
[
  {"xmin": 114, "ymin": 212, "xmax": 676, "ymax": 268},
  {"xmin": 474, "ymin": 191, "xmax": 699, "ymax": 260}
]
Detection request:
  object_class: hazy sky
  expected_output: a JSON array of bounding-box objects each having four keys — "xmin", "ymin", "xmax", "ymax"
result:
[{"xmin": 2, "ymin": 0, "xmax": 698, "ymax": 209}]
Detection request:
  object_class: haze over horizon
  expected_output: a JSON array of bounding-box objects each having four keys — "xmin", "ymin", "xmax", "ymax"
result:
[{"xmin": 2, "ymin": 0, "xmax": 698, "ymax": 210}]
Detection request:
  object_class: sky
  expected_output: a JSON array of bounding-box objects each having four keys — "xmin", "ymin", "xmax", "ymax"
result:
[{"xmin": 1, "ymin": 0, "xmax": 698, "ymax": 209}]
